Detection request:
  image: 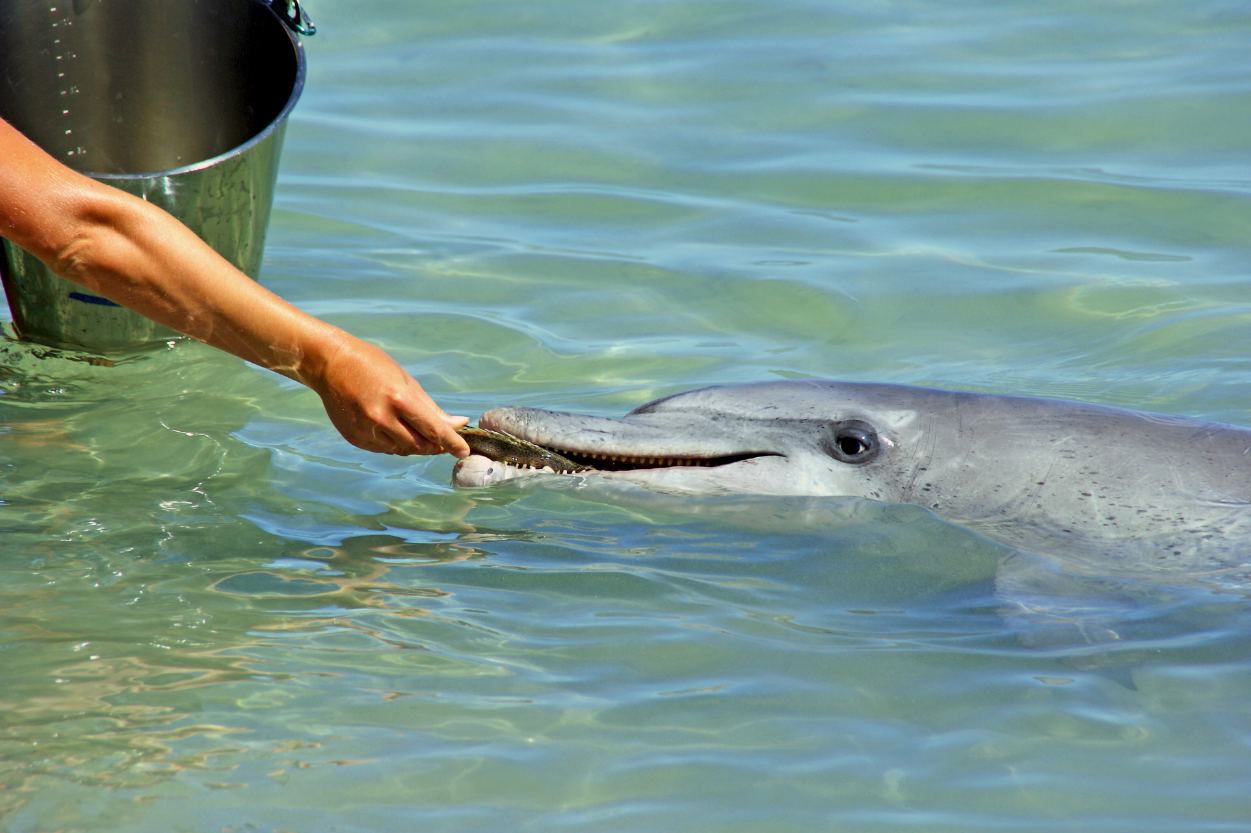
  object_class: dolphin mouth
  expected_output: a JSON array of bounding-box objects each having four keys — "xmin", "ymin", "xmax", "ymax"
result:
[
  {"xmin": 518, "ymin": 445, "xmax": 770, "ymax": 472},
  {"xmin": 467, "ymin": 407, "xmax": 782, "ymax": 474}
]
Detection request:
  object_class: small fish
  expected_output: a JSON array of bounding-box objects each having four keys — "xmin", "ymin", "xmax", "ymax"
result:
[{"xmin": 457, "ymin": 426, "xmax": 593, "ymax": 473}]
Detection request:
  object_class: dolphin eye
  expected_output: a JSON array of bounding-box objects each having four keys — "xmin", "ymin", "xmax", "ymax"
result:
[
  {"xmin": 838, "ymin": 434, "xmax": 867, "ymax": 456},
  {"xmin": 823, "ymin": 420, "xmax": 880, "ymax": 465}
]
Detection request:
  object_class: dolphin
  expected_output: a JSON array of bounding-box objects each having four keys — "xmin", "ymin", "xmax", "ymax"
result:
[{"xmin": 453, "ymin": 380, "xmax": 1251, "ymax": 589}]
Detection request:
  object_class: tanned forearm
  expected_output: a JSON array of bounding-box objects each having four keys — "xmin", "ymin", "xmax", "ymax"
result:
[
  {"xmin": 0, "ymin": 118, "xmax": 470, "ymax": 457},
  {"xmin": 48, "ymin": 183, "xmax": 342, "ymax": 387}
]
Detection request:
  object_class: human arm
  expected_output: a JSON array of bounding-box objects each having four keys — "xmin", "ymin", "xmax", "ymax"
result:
[{"xmin": 0, "ymin": 117, "xmax": 470, "ymax": 457}]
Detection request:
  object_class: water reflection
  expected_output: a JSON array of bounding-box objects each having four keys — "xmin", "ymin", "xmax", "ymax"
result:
[{"xmin": 4, "ymin": 0, "xmax": 1251, "ymax": 826}]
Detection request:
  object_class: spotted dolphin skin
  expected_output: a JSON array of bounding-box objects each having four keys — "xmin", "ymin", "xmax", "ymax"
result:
[{"xmin": 454, "ymin": 380, "xmax": 1251, "ymax": 584}]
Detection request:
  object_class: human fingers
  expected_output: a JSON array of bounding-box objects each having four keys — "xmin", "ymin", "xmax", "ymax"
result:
[
  {"xmin": 436, "ymin": 411, "xmax": 472, "ymax": 458},
  {"xmin": 368, "ymin": 377, "xmax": 468, "ymax": 458},
  {"xmin": 394, "ymin": 404, "xmax": 471, "ymax": 458}
]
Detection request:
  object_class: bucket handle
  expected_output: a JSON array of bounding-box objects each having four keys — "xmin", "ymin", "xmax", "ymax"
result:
[{"xmin": 272, "ymin": 0, "xmax": 316, "ymax": 36}]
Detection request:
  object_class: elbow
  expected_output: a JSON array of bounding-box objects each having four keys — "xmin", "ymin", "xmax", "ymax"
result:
[
  {"xmin": 43, "ymin": 189, "xmax": 138, "ymax": 292},
  {"xmin": 1, "ymin": 176, "xmax": 123, "ymax": 285},
  {"xmin": 50, "ymin": 231, "xmax": 98, "ymax": 283}
]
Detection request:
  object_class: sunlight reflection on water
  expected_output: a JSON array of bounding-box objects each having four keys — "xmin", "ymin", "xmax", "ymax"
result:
[{"xmin": 3, "ymin": 0, "xmax": 1251, "ymax": 830}]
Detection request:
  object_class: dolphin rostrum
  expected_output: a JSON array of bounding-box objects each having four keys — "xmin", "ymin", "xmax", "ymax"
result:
[{"xmin": 453, "ymin": 380, "xmax": 1251, "ymax": 587}]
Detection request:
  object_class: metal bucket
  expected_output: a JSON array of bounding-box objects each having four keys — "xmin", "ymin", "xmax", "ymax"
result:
[{"xmin": 0, "ymin": 0, "xmax": 314, "ymax": 353}]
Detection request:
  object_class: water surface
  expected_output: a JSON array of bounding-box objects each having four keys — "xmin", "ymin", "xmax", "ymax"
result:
[{"xmin": 3, "ymin": 0, "xmax": 1251, "ymax": 830}]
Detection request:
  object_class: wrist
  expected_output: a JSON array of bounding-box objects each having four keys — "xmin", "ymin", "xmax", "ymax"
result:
[{"xmin": 288, "ymin": 321, "xmax": 353, "ymax": 394}]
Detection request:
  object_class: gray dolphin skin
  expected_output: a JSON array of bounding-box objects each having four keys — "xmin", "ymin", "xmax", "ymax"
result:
[{"xmin": 454, "ymin": 380, "xmax": 1251, "ymax": 585}]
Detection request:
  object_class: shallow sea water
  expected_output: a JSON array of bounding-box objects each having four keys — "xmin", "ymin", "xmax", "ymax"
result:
[{"xmin": 3, "ymin": 0, "xmax": 1251, "ymax": 830}]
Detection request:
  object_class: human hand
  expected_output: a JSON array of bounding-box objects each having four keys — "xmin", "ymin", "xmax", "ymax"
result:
[{"xmin": 309, "ymin": 334, "xmax": 471, "ymax": 458}]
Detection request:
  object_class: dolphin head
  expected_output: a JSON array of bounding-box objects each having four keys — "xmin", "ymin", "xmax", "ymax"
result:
[
  {"xmin": 453, "ymin": 379, "xmax": 1251, "ymax": 591},
  {"xmin": 453, "ymin": 381, "xmax": 928, "ymax": 499}
]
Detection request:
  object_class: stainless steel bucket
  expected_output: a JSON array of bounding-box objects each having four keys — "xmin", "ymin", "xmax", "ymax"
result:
[{"xmin": 0, "ymin": 0, "xmax": 314, "ymax": 353}]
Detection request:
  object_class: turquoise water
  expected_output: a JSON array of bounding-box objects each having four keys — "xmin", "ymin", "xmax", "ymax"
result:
[{"xmin": 4, "ymin": 0, "xmax": 1251, "ymax": 830}]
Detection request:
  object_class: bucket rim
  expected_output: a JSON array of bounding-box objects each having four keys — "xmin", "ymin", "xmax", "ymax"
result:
[{"xmin": 89, "ymin": 1, "xmax": 307, "ymax": 182}]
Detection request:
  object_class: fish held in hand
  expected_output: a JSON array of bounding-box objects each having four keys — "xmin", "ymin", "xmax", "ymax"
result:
[{"xmin": 456, "ymin": 426, "xmax": 592, "ymax": 475}]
